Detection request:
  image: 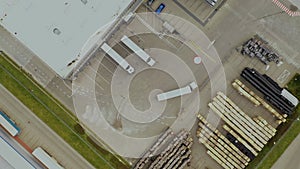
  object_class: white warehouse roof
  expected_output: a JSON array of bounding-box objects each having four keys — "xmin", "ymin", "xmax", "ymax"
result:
[
  {"xmin": 0, "ymin": 136, "xmax": 35, "ymax": 169},
  {"xmin": 0, "ymin": 0, "xmax": 133, "ymax": 77}
]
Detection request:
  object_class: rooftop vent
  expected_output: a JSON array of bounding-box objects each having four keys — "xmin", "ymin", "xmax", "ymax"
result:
[
  {"xmin": 81, "ymin": 0, "xmax": 87, "ymax": 5},
  {"xmin": 53, "ymin": 28, "xmax": 61, "ymax": 35}
]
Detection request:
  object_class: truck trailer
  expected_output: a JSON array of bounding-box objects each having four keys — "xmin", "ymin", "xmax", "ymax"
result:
[
  {"xmin": 157, "ymin": 82, "xmax": 198, "ymax": 101},
  {"xmin": 121, "ymin": 35, "xmax": 156, "ymax": 66},
  {"xmin": 101, "ymin": 43, "xmax": 135, "ymax": 74}
]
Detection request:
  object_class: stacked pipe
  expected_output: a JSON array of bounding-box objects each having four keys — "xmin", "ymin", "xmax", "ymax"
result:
[
  {"xmin": 218, "ymin": 92, "xmax": 273, "ymax": 141},
  {"xmin": 197, "ymin": 114, "xmax": 250, "ymax": 169},
  {"xmin": 253, "ymin": 116, "xmax": 276, "ymax": 136},
  {"xmin": 241, "ymin": 67, "xmax": 295, "ymax": 115},
  {"xmin": 133, "ymin": 128, "xmax": 173, "ymax": 169},
  {"xmin": 233, "ymin": 79, "xmax": 286, "ymax": 123},
  {"xmin": 232, "ymin": 81, "xmax": 260, "ymax": 106},
  {"xmin": 198, "ymin": 115, "xmax": 250, "ymax": 161},
  {"xmin": 147, "ymin": 130, "xmax": 193, "ymax": 169},
  {"xmin": 223, "ymin": 125, "xmax": 257, "ymax": 158},
  {"xmin": 215, "ymin": 94, "xmax": 269, "ymax": 144},
  {"xmin": 208, "ymin": 98, "xmax": 263, "ymax": 151},
  {"xmin": 198, "ymin": 126, "xmax": 244, "ymax": 169},
  {"xmin": 208, "ymin": 92, "xmax": 277, "ymax": 161}
]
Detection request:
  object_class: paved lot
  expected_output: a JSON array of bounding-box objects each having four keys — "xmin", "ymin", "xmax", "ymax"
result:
[
  {"xmin": 271, "ymin": 132, "xmax": 300, "ymax": 169},
  {"xmin": 141, "ymin": 0, "xmax": 300, "ymax": 67},
  {"xmin": 0, "ymin": 0, "xmax": 300, "ymax": 168},
  {"xmin": 137, "ymin": 0, "xmax": 300, "ymax": 168},
  {"xmin": 174, "ymin": 0, "xmax": 227, "ymax": 26},
  {"xmin": 71, "ymin": 9, "xmax": 241, "ymax": 168},
  {"xmin": 0, "ymin": 84, "xmax": 94, "ymax": 169}
]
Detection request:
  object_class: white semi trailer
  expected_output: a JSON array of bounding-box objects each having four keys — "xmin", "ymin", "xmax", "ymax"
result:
[
  {"xmin": 157, "ymin": 82, "xmax": 198, "ymax": 101},
  {"xmin": 32, "ymin": 147, "xmax": 64, "ymax": 169},
  {"xmin": 101, "ymin": 43, "xmax": 135, "ymax": 74},
  {"xmin": 121, "ymin": 35, "xmax": 156, "ymax": 66}
]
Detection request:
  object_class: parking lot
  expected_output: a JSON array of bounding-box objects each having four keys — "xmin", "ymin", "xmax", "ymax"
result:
[{"xmin": 146, "ymin": 0, "xmax": 226, "ymax": 26}]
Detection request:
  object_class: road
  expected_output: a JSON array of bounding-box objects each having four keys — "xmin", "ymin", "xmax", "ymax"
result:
[
  {"xmin": 0, "ymin": 84, "xmax": 94, "ymax": 169},
  {"xmin": 271, "ymin": 132, "xmax": 300, "ymax": 169}
]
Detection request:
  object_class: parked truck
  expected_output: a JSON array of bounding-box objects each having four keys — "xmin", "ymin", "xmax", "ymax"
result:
[
  {"xmin": 157, "ymin": 82, "xmax": 198, "ymax": 101},
  {"xmin": 101, "ymin": 43, "xmax": 135, "ymax": 74},
  {"xmin": 121, "ymin": 35, "xmax": 156, "ymax": 66}
]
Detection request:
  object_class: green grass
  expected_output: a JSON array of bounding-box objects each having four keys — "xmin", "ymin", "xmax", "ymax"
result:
[
  {"xmin": 0, "ymin": 51, "xmax": 130, "ymax": 169},
  {"xmin": 286, "ymin": 74, "xmax": 300, "ymax": 99},
  {"xmin": 247, "ymin": 73, "xmax": 300, "ymax": 169}
]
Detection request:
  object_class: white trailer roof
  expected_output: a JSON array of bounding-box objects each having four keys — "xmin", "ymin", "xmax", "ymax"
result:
[
  {"xmin": 0, "ymin": 114, "xmax": 19, "ymax": 136},
  {"xmin": 101, "ymin": 43, "xmax": 128, "ymax": 67},
  {"xmin": 0, "ymin": 0, "xmax": 133, "ymax": 77},
  {"xmin": 32, "ymin": 147, "xmax": 63, "ymax": 169},
  {"xmin": 281, "ymin": 89, "xmax": 299, "ymax": 106},
  {"xmin": 121, "ymin": 35, "xmax": 154, "ymax": 65},
  {"xmin": 157, "ymin": 86, "xmax": 192, "ymax": 101},
  {"xmin": 0, "ymin": 136, "xmax": 35, "ymax": 169},
  {"xmin": 101, "ymin": 43, "xmax": 134, "ymax": 74}
]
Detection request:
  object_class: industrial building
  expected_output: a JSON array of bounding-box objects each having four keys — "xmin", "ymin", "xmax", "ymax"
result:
[
  {"xmin": 0, "ymin": 0, "xmax": 134, "ymax": 78},
  {"xmin": 0, "ymin": 136, "xmax": 37, "ymax": 169}
]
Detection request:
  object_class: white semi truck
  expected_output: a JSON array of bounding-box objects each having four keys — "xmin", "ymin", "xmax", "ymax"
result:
[
  {"xmin": 157, "ymin": 82, "xmax": 198, "ymax": 101},
  {"xmin": 121, "ymin": 35, "xmax": 156, "ymax": 66},
  {"xmin": 101, "ymin": 43, "xmax": 135, "ymax": 74}
]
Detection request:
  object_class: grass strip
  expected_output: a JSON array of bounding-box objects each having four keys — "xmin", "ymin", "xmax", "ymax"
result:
[{"xmin": 0, "ymin": 51, "xmax": 130, "ymax": 169}]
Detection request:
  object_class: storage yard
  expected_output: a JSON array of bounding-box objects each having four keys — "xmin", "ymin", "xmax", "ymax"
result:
[
  {"xmin": 195, "ymin": 66, "xmax": 298, "ymax": 168},
  {"xmin": 138, "ymin": 1, "xmax": 299, "ymax": 168},
  {"xmin": 1, "ymin": 0, "xmax": 300, "ymax": 169},
  {"xmin": 198, "ymin": 88, "xmax": 282, "ymax": 168},
  {"xmin": 73, "ymin": 1, "xmax": 300, "ymax": 168}
]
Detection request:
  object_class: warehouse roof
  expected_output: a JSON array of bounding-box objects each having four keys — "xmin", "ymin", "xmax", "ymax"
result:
[
  {"xmin": 0, "ymin": 0, "xmax": 133, "ymax": 77},
  {"xmin": 0, "ymin": 136, "xmax": 35, "ymax": 169}
]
